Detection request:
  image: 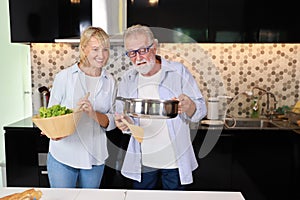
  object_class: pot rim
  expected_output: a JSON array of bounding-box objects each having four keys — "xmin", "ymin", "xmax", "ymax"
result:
[{"xmin": 116, "ymin": 97, "xmax": 179, "ymax": 104}]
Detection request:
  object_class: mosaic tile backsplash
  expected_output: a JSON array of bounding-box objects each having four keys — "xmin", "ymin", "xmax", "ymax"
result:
[{"xmin": 31, "ymin": 43, "xmax": 299, "ymax": 118}]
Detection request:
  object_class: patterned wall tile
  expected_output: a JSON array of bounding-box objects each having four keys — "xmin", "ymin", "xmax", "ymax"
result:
[{"xmin": 31, "ymin": 43, "xmax": 299, "ymax": 118}]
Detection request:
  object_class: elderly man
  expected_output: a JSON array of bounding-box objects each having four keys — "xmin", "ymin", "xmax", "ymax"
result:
[{"xmin": 115, "ymin": 24, "xmax": 207, "ymax": 190}]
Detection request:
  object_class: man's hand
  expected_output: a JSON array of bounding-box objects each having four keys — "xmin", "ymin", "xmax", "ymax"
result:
[
  {"xmin": 115, "ymin": 113, "xmax": 133, "ymax": 131},
  {"xmin": 178, "ymin": 94, "xmax": 196, "ymax": 117}
]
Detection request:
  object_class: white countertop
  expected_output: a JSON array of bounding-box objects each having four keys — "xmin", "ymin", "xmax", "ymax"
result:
[{"xmin": 0, "ymin": 187, "xmax": 245, "ymax": 200}]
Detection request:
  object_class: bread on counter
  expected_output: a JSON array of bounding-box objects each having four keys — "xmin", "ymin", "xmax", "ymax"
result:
[{"xmin": 0, "ymin": 188, "xmax": 42, "ymax": 200}]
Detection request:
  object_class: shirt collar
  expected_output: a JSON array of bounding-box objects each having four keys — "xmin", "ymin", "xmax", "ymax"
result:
[{"xmin": 72, "ymin": 62, "xmax": 109, "ymax": 79}]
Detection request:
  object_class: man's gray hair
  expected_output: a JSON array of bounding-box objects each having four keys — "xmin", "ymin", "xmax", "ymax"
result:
[{"xmin": 123, "ymin": 24, "xmax": 157, "ymax": 45}]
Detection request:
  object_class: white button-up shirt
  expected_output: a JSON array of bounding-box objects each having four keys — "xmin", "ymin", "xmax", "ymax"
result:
[
  {"xmin": 48, "ymin": 63, "xmax": 117, "ymax": 169},
  {"xmin": 116, "ymin": 57, "xmax": 207, "ymax": 184}
]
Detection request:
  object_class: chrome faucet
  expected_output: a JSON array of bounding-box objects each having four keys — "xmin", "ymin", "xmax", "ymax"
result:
[
  {"xmin": 251, "ymin": 86, "xmax": 277, "ymax": 119},
  {"xmin": 222, "ymin": 91, "xmax": 253, "ymax": 128}
]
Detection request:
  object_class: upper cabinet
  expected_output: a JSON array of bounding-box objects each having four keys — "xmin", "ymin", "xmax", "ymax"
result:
[
  {"xmin": 127, "ymin": 0, "xmax": 209, "ymax": 42},
  {"xmin": 127, "ymin": 0, "xmax": 300, "ymax": 43},
  {"xmin": 9, "ymin": 0, "xmax": 59, "ymax": 43},
  {"xmin": 9, "ymin": 0, "xmax": 92, "ymax": 43},
  {"xmin": 57, "ymin": 0, "xmax": 92, "ymax": 39},
  {"xmin": 9, "ymin": 0, "xmax": 299, "ymax": 43},
  {"xmin": 9, "ymin": 0, "xmax": 126, "ymax": 43}
]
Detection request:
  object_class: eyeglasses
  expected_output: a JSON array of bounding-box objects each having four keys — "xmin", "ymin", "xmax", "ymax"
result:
[{"xmin": 125, "ymin": 43, "xmax": 153, "ymax": 58}]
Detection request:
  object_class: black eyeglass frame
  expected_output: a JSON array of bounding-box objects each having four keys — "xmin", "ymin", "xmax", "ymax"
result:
[{"xmin": 125, "ymin": 43, "xmax": 154, "ymax": 58}]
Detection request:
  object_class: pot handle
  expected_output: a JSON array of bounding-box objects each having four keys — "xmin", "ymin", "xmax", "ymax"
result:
[{"xmin": 116, "ymin": 96, "xmax": 130, "ymax": 102}]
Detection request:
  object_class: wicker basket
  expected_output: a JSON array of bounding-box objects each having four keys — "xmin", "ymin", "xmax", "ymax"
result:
[{"xmin": 32, "ymin": 111, "xmax": 82, "ymax": 138}]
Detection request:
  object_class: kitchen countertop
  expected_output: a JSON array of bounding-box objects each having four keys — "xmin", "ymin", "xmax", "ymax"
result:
[
  {"xmin": 3, "ymin": 117, "xmax": 35, "ymax": 129},
  {"xmin": 0, "ymin": 187, "xmax": 245, "ymax": 200},
  {"xmin": 4, "ymin": 117, "xmax": 300, "ymax": 133}
]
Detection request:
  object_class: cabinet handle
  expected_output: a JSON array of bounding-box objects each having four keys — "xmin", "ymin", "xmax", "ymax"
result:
[{"xmin": 41, "ymin": 170, "xmax": 48, "ymax": 175}]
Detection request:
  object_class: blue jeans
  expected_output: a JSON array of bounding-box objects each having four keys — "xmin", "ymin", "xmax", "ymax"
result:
[
  {"xmin": 47, "ymin": 152, "xmax": 104, "ymax": 188},
  {"xmin": 133, "ymin": 166, "xmax": 185, "ymax": 190}
]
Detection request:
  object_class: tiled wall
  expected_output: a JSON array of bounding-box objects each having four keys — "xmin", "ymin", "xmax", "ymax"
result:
[{"xmin": 31, "ymin": 43, "xmax": 299, "ymax": 117}]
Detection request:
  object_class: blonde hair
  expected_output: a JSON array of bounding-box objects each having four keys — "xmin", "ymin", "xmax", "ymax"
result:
[{"xmin": 79, "ymin": 26, "xmax": 110, "ymax": 66}]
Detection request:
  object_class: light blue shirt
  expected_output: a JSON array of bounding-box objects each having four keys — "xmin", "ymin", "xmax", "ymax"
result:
[
  {"xmin": 48, "ymin": 63, "xmax": 117, "ymax": 169},
  {"xmin": 116, "ymin": 57, "xmax": 207, "ymax": 185}
]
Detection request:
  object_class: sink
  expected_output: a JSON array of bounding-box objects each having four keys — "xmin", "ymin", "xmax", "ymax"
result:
[
  {"xmin": 272, "ymin": 120, "xmax": 300, "ymax": 130},
  {"xmin": 200, "ymin": 117, "xmax": 299, "ymax": 130},
  {"xmin": 225, "ymin": 118, "xmax": 279, "ymax": 129}
]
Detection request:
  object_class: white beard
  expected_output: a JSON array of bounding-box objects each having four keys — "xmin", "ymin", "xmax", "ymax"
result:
[{"xmin": 134, "ymin": 58, "xmax": 155, "ymax": 74}]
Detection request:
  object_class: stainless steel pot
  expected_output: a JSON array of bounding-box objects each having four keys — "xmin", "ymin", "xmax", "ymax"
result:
[{"xmin": 116, "ymin": 97, "xmax": 179, "ymax": 119}]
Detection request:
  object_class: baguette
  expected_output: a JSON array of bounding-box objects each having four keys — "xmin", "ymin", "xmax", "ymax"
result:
[{"xmin": 0, "ymin": 189, "xmax": 42, "ymax": 200}]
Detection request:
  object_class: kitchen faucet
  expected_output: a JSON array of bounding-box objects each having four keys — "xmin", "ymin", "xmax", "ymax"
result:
[
  {"xmin": 222, "ymin": 91, "xmax": 253, "ymax": 128},
  {"xmin": 251, "ymin": 86, "xmax": 277, "ymax": 119}
]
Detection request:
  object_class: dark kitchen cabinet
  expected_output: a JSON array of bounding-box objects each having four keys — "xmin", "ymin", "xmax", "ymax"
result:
[
  {"xmin": 208, "ymin": 0, "xmax": 247, "ymax": 42},
  {"xmin": 127, "ymin": 0, "xmax": 209, "ymax": 43},
  {"xmin": 189, "ymin": 129, "xmax": 233, "ymax": 191},
  {"xmin": 3, "ymin": 118, "xmax": 132, "ymax": 189},
  {"xmin": 57, "ymin": 0, "xmax": 92, "ymax": 39},
  {"xmin": 4, "ymin": 118, "xmax": 50, "ymax": 187},
  {"xmin": 208, "ymin": 0, "xmax": 300, "ymax": 42},
  {"xmin": 231, "ymin": 130, "xmax": 297, "ymax": 200},
  {"xmin": 127, "ymin": 0, "xmax": 300, "ymax": 42},
  {"xmin": 8, "ymin": 0, "xmax": 59, "ymax": 42},
  {"xmin": 187, "ymin": 128, "xmax": 300, "ymax": 200},
  {"xmin": 4, "ymin": 118, "xmax": 300, "ymax": 200},
  {"xmin": 8, "ymin": 0, "xmax": 92, "ymax": 43}
]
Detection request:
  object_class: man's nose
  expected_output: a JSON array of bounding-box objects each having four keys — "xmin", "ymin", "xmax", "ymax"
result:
[{"xmin": 136, "ymin": 52, "xmax": 143, "ymax": 60}]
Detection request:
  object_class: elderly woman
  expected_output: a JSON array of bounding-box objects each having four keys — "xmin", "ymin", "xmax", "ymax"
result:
[{"xmin": 46, "ymin": 26, "xmax": 116, "ymax": 188}]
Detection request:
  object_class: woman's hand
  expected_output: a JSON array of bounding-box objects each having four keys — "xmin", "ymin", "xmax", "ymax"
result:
[
  {"xmin": 77, "ymin": 94, "xmax": 109, "ymax": 127},
  {"xmin": 77, "ymin": 98, "xmax": 95, "ymax": 118},
  {"xmin": 51, "ymin": 137, "xmax": 66, "ymax": 141},
  {"xmin": 41, "ymin": 131, "xmax": 65, "ymax": 141},
  {"xmin": 178, "ymin": 94, "xmax": 196, "ymax": 117}
]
